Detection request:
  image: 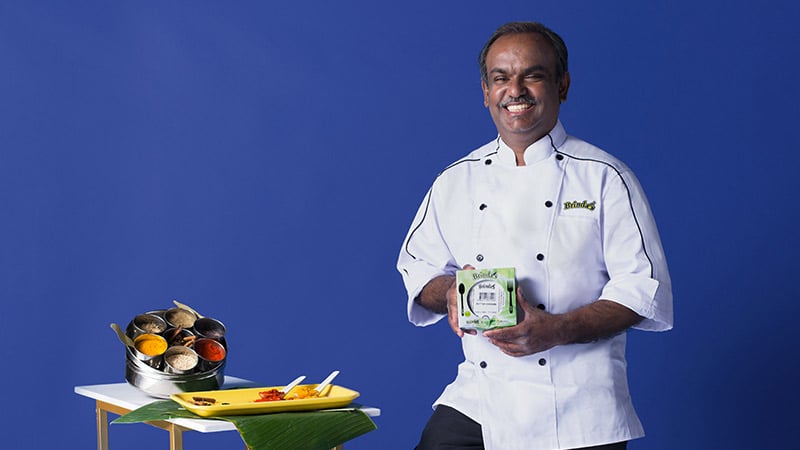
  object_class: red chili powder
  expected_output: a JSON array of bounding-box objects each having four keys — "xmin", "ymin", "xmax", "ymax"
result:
[{"xmin": 195, "ymin": 339, "xmax": 226, "ymax": 361}]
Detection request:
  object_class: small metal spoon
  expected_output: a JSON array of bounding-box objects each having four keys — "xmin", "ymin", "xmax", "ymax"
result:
[
  {"xmin": 173, "ymin": 300, "xmax": 204, "ymax": 318},
  {"xmin": 110, "ymin": 323, "xmax": 135, "ymax": 348},
  {"xmin": 314, "ymin": 370, "xmax": 340, "ymax": 396}
]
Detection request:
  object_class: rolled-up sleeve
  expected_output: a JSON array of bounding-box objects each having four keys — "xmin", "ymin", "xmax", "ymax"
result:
[
  {"xmin": 397, "ymin": 185, "xmax": 459, "ymax": 327},
  {"xmin": 599, "ymin": 168, "xmax": 673, "ymax": 331}
]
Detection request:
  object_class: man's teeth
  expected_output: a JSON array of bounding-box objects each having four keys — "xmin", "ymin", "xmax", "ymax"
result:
[{"xmin": 506, "ymin": 103, "xmax": 531, "ymax": 112}]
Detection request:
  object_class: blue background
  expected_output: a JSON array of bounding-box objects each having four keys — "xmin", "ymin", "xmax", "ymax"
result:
[{"xmin": 2, "ymin": 1, "xmax": 798, "ymax": 448}]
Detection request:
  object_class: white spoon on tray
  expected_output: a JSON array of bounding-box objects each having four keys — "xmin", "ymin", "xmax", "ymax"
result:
[
  {"xmin": 313, "ymin": 370, "xmax": 340, "ymax": 396},
  {"xmin": 280, "ymin": 375, "xmax": 306, "ymax": 395}
]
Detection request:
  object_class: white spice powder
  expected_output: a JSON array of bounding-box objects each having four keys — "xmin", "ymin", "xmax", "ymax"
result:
[{"xmin": 167, "ymin": 353, "xmax": 198, "ymax": 371}]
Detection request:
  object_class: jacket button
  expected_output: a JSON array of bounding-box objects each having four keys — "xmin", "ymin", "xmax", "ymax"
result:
[
  {"xmin": 476, "ymin": 254, "xmax": 484, "ymax": 262},
  {"xmin": 556, "ymin": 154, "xmax": 564, "ymax": 161},
  {"xmin": 538, "ymin": 358, "xmax": 547, "ymax": 366},
  {"xmin": 480, "ymin": 361, "xmax": 487, "ymax": 368},
  {"xmin": 545, "ymin": 201, "xmax": 553, "ymax": 207},
  {"xmin": 537, "ymin": 304, "xmax": 546, "ymax": 310},
  {"xmin": 485, "ymin": 159, "xmax": 492, "ymax": 165},
  {"xmin": 536, "ymin": 253, "xmax": 544, "ymax": 261},
  {"xmin": 479, "ymin": 203, "xmax": 487, "ymax": 210}
]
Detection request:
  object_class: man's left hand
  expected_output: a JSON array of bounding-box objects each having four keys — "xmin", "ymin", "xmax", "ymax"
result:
[
  {"xmin": 482, "ymin": 287, "xmax": 565, "ymax": 357},
  {"xmin": 482, "ymin": 288, "xmax": 643, "ymax": 357}
]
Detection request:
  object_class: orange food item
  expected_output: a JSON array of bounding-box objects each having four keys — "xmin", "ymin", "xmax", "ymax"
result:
[
  {"xmin": 254, "ymin": 389, "xmax": 285, "ymax": 402},
  {"xmin": 283, "ymin": 386, "xmax": 320, "ymax": 400},
  {"xmin": 253, "ymin": 385, "xmax": 322, "ymax": 402}
]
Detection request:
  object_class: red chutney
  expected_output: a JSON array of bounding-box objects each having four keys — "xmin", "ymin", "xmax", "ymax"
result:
[{"xmin": 195, "ymin": 338, "xmax": 226, "ymax": 361}]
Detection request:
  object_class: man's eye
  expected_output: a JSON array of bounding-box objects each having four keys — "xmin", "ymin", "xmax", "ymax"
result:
[{"xmin": 493, "ymin": 77, "xmax": 508, "ymax": 83}]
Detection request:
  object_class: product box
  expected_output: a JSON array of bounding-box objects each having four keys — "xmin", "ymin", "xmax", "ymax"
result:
[{"xmin": 456, "ymin": 267, "xmax": 517, "ymax": 330}]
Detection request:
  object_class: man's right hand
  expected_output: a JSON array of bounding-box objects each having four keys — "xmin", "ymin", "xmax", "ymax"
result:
[
  {"xmin": 446, "ymin": 265, "xmax": 477, "ymax": 337},
  {"xmin": 416, "ymin": 265, "xmax": 477, "ymax": 338}
]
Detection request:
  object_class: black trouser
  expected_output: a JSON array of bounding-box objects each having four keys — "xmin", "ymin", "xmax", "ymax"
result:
[{"xmin": 416, "ymin": 405, "xmax": 628, "ymax": 450}]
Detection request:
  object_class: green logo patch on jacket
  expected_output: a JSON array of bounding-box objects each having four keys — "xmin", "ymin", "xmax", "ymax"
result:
[{"xmin": 563, "ymin": 200, "xmax": 596, "ymax": 211}]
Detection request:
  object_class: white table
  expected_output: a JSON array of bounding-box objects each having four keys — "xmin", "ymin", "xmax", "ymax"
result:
[{"xmin": 74, "ymin": 377, "xmax": 380, "ymax": 450}]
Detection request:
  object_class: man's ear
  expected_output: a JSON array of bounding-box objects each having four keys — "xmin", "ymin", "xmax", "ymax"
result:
[
  {"xmin": 481, "ymin": 79, "xmax": 490, "ymax": 107},
  {"xmin": 559, "ymin": 72, "xmax": 571, "ymax": 103}
]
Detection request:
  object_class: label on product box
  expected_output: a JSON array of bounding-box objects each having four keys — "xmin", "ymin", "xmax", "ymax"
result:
[{"xmin": 456, "ymin": 267, "xmax": 517, "ymax": 330}]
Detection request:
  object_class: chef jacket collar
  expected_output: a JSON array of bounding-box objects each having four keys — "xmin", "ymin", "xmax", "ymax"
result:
[{"xmin": 495, "ymin": 120, "xmax": 568, "ymax": 166}]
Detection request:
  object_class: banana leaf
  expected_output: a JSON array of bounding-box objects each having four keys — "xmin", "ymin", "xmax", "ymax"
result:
[{"xmin": 113, "ymin": 400, "xmax": 377, "ymax": 450}]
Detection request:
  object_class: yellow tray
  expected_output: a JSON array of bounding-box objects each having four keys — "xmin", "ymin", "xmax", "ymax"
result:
[{"xmin": 170, "ymin": 384, "xmax": 360, "ymax": 417}]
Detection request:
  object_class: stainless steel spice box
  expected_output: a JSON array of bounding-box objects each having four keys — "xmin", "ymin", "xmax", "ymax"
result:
[{"xmin": 124, "ymin": 309, "xmax": 227, "ymax": 398}]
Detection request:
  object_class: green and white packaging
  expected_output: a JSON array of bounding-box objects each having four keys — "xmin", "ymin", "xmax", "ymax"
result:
[{"xmin": 456, "ymin": 267, "xmax": 517, "ymax": 330}]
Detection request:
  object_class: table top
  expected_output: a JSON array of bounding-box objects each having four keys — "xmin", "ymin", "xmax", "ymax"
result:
[{"xmin": 75, "ymin": 377, "xmax": 380, "ymax": 433}]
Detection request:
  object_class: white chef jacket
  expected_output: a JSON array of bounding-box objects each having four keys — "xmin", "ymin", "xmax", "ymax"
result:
[{"xmin": 397, "ymin": 121, "xmax": 673, "ymax": 450}]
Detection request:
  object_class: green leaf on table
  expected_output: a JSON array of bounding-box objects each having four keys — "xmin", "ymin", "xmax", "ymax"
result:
[
  {"xmin": 229, "ymin": 409, "xmax": 376, "ymax": 450},
  {"xmin": 112, "ymin": 400, "xmax": 377, "ymax": 450},
  {"xmin": 112, "ymin": 400, "xmax": 202, "ymax": 422}
]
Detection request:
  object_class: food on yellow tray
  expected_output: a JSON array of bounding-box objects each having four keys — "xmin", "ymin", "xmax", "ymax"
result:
[
  {"xmin": 283, "ymin": 386, "xmax": 320, "ymax": 400},
  {"xmin": 255, "ymin": 389, "xmax": 285, "ymax": 402},
  {"xmin": 171, "ymin": 385, "xmax": 359, "ymax": 416},
  {"xmin": 191, "ymin": 396, "xmax": 217, "ymax": 406},
  {"xmin": 253, "ymin": 385, "xmax": 321, "ymax": 402}
]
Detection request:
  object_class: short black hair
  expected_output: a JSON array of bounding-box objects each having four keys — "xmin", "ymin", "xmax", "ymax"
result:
[{"xmin": 478, "ymin": 22, "xmax": 569, "ymax": 84}]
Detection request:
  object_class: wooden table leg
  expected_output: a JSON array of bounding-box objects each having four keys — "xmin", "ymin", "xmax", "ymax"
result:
[
  {"xmin": 142, "ymin": 419, "xmax": 188, "ymax": 450},
  {"xmin": 96, "ymin": 400, "xmax": 132, "ymax": 450},
  {"xmin": 94, "ymin": 400, "xmax": 188, "ymax": 450},
  {"xmin": 96, "ymin": 402, "xmax": 109, "ymax": 450},
  {"xmin": 167, "ymin": 422, "xmax": 184, "ymax": 450}
]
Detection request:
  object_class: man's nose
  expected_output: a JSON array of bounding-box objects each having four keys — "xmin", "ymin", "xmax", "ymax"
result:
[{"xmin": 509, "ymin": 78, "xmax": 527, "ymax": 97}]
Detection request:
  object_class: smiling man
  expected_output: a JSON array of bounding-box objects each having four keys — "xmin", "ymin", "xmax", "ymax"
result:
[
  {"xmin": 481, "ymin": 29, "xmax": 569, "ymax": 163},
  {"xmin": 398, "ymin": 22, "xmax": 673, "ymax": 450}
]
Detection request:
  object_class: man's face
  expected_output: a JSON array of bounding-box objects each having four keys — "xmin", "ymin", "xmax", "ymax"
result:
[{"xmin": 482, "ymin": 33, "xmax": 569, "ymax": 148}]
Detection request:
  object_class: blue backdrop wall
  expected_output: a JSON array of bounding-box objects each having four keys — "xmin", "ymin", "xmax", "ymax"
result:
[{"xmin": 2, "ymin": 1, "xmax": 798, "ymax": 448}]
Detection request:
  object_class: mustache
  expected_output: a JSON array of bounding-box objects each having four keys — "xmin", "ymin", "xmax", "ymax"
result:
[{"xmin": 500, "ymin": 96, "xmax": 537, "ymax": 107}]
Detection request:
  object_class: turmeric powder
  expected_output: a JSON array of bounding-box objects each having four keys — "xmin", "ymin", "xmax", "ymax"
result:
[{"xmin": 135, "ymin": 334, "xmax": 167, "ymax": 356}]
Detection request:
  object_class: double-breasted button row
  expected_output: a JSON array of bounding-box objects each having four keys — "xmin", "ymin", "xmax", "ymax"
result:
[
  {"xmin": 479, "ymin": 201, "xmax": 552, "ymax": 210},
  {"xmin": 482, "ymin": 359, "xmax": 545, "ymax": 367},
  {"xmin": 473, "ymin": 172, "xmax": 551, "ymax": 264}
]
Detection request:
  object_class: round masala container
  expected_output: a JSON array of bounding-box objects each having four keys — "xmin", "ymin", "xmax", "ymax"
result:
[
  {"xmin": 165, "ymin": 307, "xmax": 197, "ymax": 329},
  {"xmin": 194, "ymin": 338, "xmax": 227, "ymax": 371},
  {"xmin": 132, "ymin": 333, "xmax": 168, "ymax": 368},
  {"xmin": 162, "ymin": 345, "xmax": 199, "ymax": 374},
  {"xmin": 132, "ymin": 313, "xmax": 168, "ymax": 336},
  {"xmin": 123, "ymin": 308, "xmax": 227, "ymax": 398},
  {"xmin": 162, "ymin": 327, "xmax": 195, "ymax": 347},
  {"xmin": 193, "ymin": 317, "xmax": 226, "ymax": 340}
]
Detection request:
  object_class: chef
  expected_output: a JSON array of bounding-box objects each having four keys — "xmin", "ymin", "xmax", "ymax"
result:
[{"xmin": 397, "ymin": 21, "xmax": 673, "ymax": 450}]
